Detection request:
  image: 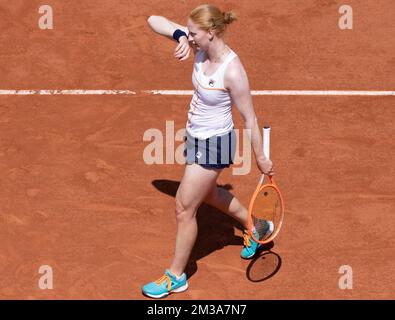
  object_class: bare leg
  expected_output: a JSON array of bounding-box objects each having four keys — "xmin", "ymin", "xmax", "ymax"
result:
[
  {"xmin": 204, "ymin": 185, "xmax": 249, "ymax": 230},
  {"xmin": 169, "ymin": 164, "xmax": 222, "ymax": 277}
]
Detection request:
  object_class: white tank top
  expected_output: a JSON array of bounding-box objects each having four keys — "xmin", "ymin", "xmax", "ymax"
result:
[{"xmin": 186, "ymin": 47, "xmax": 238, "ymax": 140}]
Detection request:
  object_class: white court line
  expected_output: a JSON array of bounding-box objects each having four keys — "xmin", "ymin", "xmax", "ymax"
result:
[
  {"xmin": 0, "ymin": 90, "xmax": 136, "ymax": 95},
  {"xmin": 0, "ymin": 90, "xmax": 394, "ymax": 96},
  {"xmin": 144, "ymin": 90, "xmax": 395, "ymax": 96},
  {"xmin": 143, "ymin": 90, "xmax": 194, "ymax": 95},
  {"xmin": 251, "ymin": 90, "xmax": 395, "ymax": 96}
]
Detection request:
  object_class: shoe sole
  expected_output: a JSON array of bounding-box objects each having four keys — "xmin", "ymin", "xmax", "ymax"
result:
[
  {"xmin": 241, "ymin": 252, "xmax": 256, "ymax": 259},
  {"xmin": 143, "ymin": 283, "xmax": 189, "ymax": 299}
]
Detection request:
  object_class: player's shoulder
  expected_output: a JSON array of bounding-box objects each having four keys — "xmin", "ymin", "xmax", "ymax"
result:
[
  {"xmin": 228, "ymin": 53, "xmax": 242, "ymax": 71},
  {"xmin": 225, "ymin": 52, "xmax": 246, "ymax": 87}
]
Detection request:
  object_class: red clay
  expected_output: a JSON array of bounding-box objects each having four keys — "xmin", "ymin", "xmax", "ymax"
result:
[{"xmin": 0, "ymin": 0, "xmax": 394, "ymax": 299}]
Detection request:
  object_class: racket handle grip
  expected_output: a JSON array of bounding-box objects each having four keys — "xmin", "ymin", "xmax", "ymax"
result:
[
  {"xmin": 263, "ymin": 126, "xmax": 271, "ymax": 160},
  {"xmin": 259, "ymin": 173, "xmax": 275, "ymax": 185},
  {"xmin": 259, "ymin": 126, "xmax": 271, "ymax": 185}
]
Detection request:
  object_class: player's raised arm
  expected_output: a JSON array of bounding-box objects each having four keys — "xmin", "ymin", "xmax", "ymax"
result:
[
  {"xmin": 147, "ymin": 16, "xmax": 188, "ymax": 40},
  {"xmin": 147, "ymin": 15, "xmax": 193, "ymax": 61}
]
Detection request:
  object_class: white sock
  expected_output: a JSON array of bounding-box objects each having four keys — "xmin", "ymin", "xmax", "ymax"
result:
[{"xmin": 170, "ymin": 270, "xmax": 183, "ymax": 280}]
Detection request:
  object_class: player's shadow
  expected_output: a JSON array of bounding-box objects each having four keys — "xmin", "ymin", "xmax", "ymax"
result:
[
  {"xmin": 246, "ymin": 249, "xmax": 282, "ymax": 282},
  {"xmin": 151, "ymin": 179, "xmax": 278, "ymax": 279}
]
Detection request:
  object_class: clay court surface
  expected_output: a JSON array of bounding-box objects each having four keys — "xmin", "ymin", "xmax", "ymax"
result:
[{"xmin": 1, "ymin": 0, "xmax": 394, "ymax": 299}]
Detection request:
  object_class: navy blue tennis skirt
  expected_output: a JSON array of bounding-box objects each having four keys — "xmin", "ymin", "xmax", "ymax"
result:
[{"xmin": 184, "ymin": 129, "xmax": 237, "ymax": 169}]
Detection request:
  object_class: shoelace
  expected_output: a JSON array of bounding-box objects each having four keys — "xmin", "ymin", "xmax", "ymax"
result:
[
  {"xmin": 243, "ymin": 233, "xmax": 251, "ymax": 248},
  {"xmin": 155, "ymin": 274, "xmax": 171, "ymax": 291}
]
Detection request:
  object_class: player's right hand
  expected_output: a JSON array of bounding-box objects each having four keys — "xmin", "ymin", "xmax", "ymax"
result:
[
  {"xmin": 174, "ymin": 36, "xmax": 191, "ymax": 61},
  {"xmin": 257, "ymin": 157, "xmax": 274, "ymax": 176}
]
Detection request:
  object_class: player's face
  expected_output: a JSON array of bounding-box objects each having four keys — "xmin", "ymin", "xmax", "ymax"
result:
[{"xmin": 187, "ymin": 19, "xmax": 212, "ymax": 51}]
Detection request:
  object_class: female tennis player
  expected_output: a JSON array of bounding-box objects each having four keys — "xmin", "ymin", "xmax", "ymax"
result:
[{"xmin": 143, "ymin": 4, "xmax": 274, "ymax": 299}]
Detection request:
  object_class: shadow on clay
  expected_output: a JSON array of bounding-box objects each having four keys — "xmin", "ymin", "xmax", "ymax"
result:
[{"xmin": 151, "ymin": 179, "xmax": 282, "ymax": 281}]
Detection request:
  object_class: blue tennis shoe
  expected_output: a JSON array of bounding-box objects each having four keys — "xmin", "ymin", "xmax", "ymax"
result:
[
  {"xmin": 142, "ymin": 269, "xmax": 188, "ymax": 299},
  {"xmin": 241, "ymin": 220, "xmax": 274, "ymax": 259}
]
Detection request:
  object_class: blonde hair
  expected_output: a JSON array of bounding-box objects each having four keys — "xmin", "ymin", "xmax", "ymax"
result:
[{"xmin": 189, "ymin": 4, "xmax": 237, "ymax": 38}]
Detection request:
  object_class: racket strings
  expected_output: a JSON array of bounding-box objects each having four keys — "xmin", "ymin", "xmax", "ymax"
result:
[
  {"xmin": 251, "ymin": 185, "xmax": 283, "ymax": 242},
  {"xmin": 253, "ymin": 218, "xmax": 273, "ymax": 241}
]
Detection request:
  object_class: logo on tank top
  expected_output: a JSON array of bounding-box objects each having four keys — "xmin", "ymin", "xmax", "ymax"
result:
[{"xmin": 208, "ymin": 79, "xmax": 215, "ymax": 87}]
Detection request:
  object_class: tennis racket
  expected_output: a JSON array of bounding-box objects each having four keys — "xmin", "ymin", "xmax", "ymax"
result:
[{"xmin": 247, "ymin": 125, "xmax": 284, "ymax": 244}]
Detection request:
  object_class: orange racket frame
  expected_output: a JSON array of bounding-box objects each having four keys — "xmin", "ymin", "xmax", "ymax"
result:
[
  {"xmin": 247, "ymin": 174, "xmax": 285, "ymax": 244},
  {"xmin": 247, "ymin": 125, "xmax": 285, "ymax": 244}
]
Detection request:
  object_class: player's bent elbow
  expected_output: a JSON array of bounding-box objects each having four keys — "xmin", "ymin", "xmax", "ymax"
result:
[
  {"xmin": 147, "ymin": 15, "xmax": 154, "ymax": 25},
  {"xmin": 147, "ymin": 15, "xmax": 160, "ymax": 27}
]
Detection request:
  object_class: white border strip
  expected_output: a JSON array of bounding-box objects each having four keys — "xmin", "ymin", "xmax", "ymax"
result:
[{"xmin": 0, "ymin": 90, "xmax": 394, "ymax": 96}]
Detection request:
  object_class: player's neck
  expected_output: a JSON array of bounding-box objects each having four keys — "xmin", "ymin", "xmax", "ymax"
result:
[{"xmin": 207, "ymin": 42, "xmax": 229, "ymax": 63}]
